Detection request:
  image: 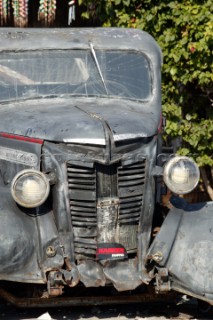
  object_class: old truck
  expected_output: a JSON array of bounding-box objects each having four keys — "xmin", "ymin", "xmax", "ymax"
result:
[{"xmin": 0, "ymin": 27, "xmax": 212, "ymax": 308}]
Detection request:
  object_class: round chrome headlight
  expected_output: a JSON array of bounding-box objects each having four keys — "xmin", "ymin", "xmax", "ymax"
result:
[
  {"xmin": 163, "ymin": 156, "xmax": 200, "ymax": 194},
  {"xmin": 11, "ymin": 169, "xmax": 50, "ymax": 208}
]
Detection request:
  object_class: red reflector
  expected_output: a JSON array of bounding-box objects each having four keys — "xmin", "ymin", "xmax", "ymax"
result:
[
  {"xmin": 96, "ymin": 243, "xmax": 128, "ymax": 261},
  {"xmin": 97, "ymin": 248, "xmax": 125, "ymax": 255},
  {"xmin": 0, "ymin": 132, "xmax": 43, "ymax": 145}
]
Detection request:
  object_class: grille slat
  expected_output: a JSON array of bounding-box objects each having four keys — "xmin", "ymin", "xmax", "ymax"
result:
[
  {"xmin": 119, "ymin": 189, "xmax": 143, "ymax": 198},
  {"xmin": 72, "ymin": 216, "xmax": 97, "ymax": 222},
  {"xmin": 71, "ymin": 210, "xmax": 96, "ymax": 217},
  {"xmin": 69, "ymin": 185, "xmax": 95, "ymax": 191},
  {"xmin": 71, "ymin": 200, "xmax": 96, "ymax": 208},
  {"xmin": 120, "ymin": 201, "xmax": 142, "ymax": 209},
  {"xmin": 121, "ymin": 163, "xmax": 146, "ymax": 169},
  {"xmin": 120, "ymin": 217, "xmax": 140, "ymax": 224},
  {"xmin": 67, "ymin": 167, "xmax": 95, "ymax": 173},
  {"xmin": 120, "ymin": 195, "xmax": 142, "ymax": 204},
  {"xmin": 118, "ymin": 179, "xmax": 144, "ymax": 187},
  {"xmin": 72, "ymin": 213, "xmax": 96, "ymax": 218},
  {"xmin": 68, "ymin": 178, "xmax": 95, "ymax": 185},
  {"xmin": 67, "ymin": 172, "xmax": 95, "ymax": 178},
  {"xmin": 119, "ymin": 212, "xmax": 140, "ymax": 219},
  {"xmin": 71, "ymin": 206, "xmax": 96, "ymax": 213},
  {"xmin": 119, "ymin": 206, "xmax": 141, "ymax": 215},
  {"xmin": 118, "ymin": 167, "xmax": 145, "ymax": 174},
  {"xmin": 118, "ymin": 174, "xmax": 145, "ymax": 181},
  {"xmin": 69, "ymin": 190, "xmax": 96, "ymax": 201}
]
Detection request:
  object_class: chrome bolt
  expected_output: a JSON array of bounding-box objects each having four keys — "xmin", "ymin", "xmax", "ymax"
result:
[
  {"xmin": 46, "ymin": 246, "xmax": 57, "ymax": 257},
  {"xmin": 152, "ymin": 251, "xmax": 163, "ymax": 262}
]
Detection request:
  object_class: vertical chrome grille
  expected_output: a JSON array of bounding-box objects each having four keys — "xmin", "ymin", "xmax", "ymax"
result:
[
  {"xmin": 67, "ymin": 165, "xmax": 97, "ymax": 259},
  {"xmin": 118, "ymin": 161, "xmax": 146, "ymax": 251},
  {"xmin": 118, "ymin": 162, "xmax": 146, "ymax": 224},
  {"xmin": 67, "ymin": 160, "xmax": 146, "ymax": 259}
]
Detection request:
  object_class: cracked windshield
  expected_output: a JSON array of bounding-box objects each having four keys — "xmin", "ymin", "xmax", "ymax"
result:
[{"xmin": 0, "ymin": 50, "xmax": 151, "ymax": 102}]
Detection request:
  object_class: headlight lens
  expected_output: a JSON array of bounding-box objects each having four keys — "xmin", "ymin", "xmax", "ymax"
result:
[
  {"xmin": 163, "ymin": 156, "xmax": 200, "ymax": 194},
  {"xmin": 11, "ymin": 169, "xmax": 50, "ymax": 208}
]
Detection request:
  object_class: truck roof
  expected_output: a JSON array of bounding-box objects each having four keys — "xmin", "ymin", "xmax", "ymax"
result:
[{"xmin": 0, "ymin": 27, "xmax": 162, "ymax": 63}]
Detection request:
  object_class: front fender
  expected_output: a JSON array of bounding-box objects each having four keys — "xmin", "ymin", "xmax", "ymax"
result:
[
  {"xmin": 147, "ymin": 199, "xmax": 213, "ymax": 302},
  {"xmin": 0, "ymin": 187, "xmax": 35, "ymax": 274},
  {"xmin": 0, "ymin": 187, "xmax": 64, "ymax": 283}
]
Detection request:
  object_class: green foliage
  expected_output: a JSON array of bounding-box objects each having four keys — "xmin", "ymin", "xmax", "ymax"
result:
[{"xmin": 79, "ymin": 0, "xmax": 213, "ymax": 167}]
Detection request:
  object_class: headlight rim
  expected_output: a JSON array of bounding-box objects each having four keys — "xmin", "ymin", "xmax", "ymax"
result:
[
  {"xmin": 11, "ymin": 169, "xmax": 50, "ymax": 208},
  {"xmin": 163, "ymin": 155, "xmax": 200, "ymax": 195}
]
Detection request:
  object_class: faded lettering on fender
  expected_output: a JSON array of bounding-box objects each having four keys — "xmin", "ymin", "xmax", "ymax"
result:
[{"xmin": 0, "ymin": 146, "xmax": 38, "ymax": 166}]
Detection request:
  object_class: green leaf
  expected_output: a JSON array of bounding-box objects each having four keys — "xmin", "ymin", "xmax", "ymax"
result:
[
  {"xmin": 81, "ymin": 12, "xmax": 90, "ymax": 19},
  {"xmin": 122, "ymin": 0, "xmax": 130, "ymax": 6},
  {"xmin": 170, "ymin": 67, "xmax": 177, "ymax": 76},
  {"xmin": 114, "ymin": 0, "xmax": 122, "ymax": 5}
]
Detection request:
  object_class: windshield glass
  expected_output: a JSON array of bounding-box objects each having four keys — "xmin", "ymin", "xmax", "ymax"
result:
[{"xmin": 0, "ymin": 50, "xmax": 152, "ymax": 102}]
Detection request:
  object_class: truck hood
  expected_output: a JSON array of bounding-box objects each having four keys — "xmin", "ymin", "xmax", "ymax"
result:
[{"xmin": 0, "ymin": 97, "xmax": 160, "ymax": 144}]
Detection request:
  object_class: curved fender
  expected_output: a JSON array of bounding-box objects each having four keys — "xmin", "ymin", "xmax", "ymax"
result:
[
  {"xmin": 147, "ymin": 199, "xmax": 213, "ymax": 301},
  {"xmin": 0, "ymin": 188, "xmax": 35, "ymax": 274}
]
